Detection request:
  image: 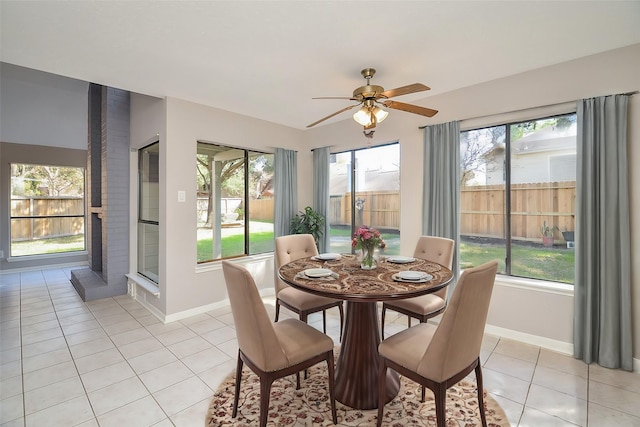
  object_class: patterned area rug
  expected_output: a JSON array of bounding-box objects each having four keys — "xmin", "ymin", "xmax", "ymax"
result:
[{"xmin": 205, "ymin": 355, "xmax": 509, "ymax": 426}]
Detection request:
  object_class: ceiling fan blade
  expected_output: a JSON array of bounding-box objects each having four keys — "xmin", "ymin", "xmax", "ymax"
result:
[
  {"xmin": 312, "ymin": 96, "xmax": 357, "ymax": 100},
  {"xmin": 382, "ymin": 100, "xmax": 438, "ymax": 117},
  {"xmin": 380, "ymin": 83, "xmax": 430, "ymax": 99},
  {"xmin": 306, "ymin": 104, "xmax": 360, "ymax": 128}
]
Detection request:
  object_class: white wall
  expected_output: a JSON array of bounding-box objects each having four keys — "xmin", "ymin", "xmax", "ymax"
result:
[
  {"xmin": 160, "ymin": 98, "xmax": 304, "ymax": 316},
  {"xmin": 304, "ymin": 43, "xmax": 640, "ymax": 358}
]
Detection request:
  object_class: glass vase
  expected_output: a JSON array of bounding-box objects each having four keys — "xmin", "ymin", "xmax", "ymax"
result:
[{"xmin": 360, "ymin": 247, "xmax": 377, "ymax": 270}]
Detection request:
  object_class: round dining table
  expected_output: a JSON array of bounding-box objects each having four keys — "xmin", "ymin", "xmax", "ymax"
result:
[{"xmin": 278, "ymin": 253, "xmax": 453, "ymax": 410}]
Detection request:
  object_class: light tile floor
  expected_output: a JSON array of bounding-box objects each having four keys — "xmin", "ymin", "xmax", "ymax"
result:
[{"xmin": 1, "ymin": 266, "xmax": 639, "ymax": 426}]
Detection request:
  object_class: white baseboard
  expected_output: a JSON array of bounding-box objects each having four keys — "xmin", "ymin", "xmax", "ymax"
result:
[
  {"xmin": 484, "ymin": 324, "xmax": 574, "ymax": 355},
  {"xmin": 133, "ymin": 295, "xmax": 166, "ymax": 323},
  {"xmin": 144, "ymin": 287, "xmax": 275, "ymax": 324},
  {"xmin": 0, "ymin": 261, "xmax": 87, "ymax": 274},
  {"xmin": 485, "ymin": 324, "xmax": 640, "ymax": 374},
  {"xmin": 164, "ymin": 299, "xmax": 231, "ymax": 323}
]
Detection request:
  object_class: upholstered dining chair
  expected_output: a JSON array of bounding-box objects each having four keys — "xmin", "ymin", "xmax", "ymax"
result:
[
  {"xmin": 376, "ymin": 260, "xmax": 498, "ymax": 427},
  {"xmin": 381, "ymin": 235, "xmax": 455, "ymax": 338},
  {"xmin": 274, "ymin": 234, "xmax": 344, "ymax": 337},
  {"xmin": 221, "ymin": 261, "xmax": 338, "ymax": 427}
]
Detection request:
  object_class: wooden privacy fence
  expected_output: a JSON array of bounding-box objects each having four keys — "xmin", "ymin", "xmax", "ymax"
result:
[
  {"xmin": 330, "ymin": 181, "xmax": 575, "ymax": 242},
  {"xmin": 10, "ymin": 197, "xmax": 85, "ymax": 241},
  {"xmin": 461, "ymin": 181, "xmax": 575, "ymax": 242},
  {"xmin": 196, "ymin": 197, "xmax": 274, "ymax": 223},
  {"xmin": 250, "ymin": 198, "xmax": 274, "ymax": 221},
  {"xmin": 330, "ymin": 191, "xmax": 401, "ymax": 230}
]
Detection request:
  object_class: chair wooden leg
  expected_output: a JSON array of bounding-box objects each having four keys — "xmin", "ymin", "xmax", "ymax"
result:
[
  {"xmin": 421, "ymin": 385, "xmax": 426, "ymax": 402},
  {"xmin": 434, "ymin": 384, "xmax": 447, "ymax": 427},
  {"xmin": 300, "ymin": 311, "xmax": 309, "ymax": 379},
  {"xmin": 326, "ymin": 352, "xmax": 338, "ymax": 424},
  {"xmin": 259, "ymin": 378, "xmax": 274, "ymax": 427},
  {"xmin": 475, "ymin": 360, "xmax": 488, "ymax": 427},
  {"xmin": 380, "ymin": 305, "xmax": 387, "ymax": 339},
  {"xmin": 338, "ymin": 304, "xmax": 344, "ymax": 341},
  {"xmin": 407, "ymin": 316, "xmax": 411, "ymax": 328},
  {"xmin": 232, "ymin": 354, "xmax": 243, "ymax": 418},
  {"xmin": 322, "ymin": 309, "xmax": 327, "ymax": 333},
  {"xmin": 376, "ymin": 359, "xmax": 387, "ymax": 427},
  {"xmin": 274, "ymin": 301, "xmax": 280, "ymax": 322}
]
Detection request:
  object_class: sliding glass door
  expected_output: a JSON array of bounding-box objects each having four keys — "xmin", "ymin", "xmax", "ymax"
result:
[{"xmin": 328, "ymin": 143, "xmax": 400, "ymax": 255}]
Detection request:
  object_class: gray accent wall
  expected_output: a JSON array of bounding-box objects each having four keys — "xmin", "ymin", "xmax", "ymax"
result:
[
  {"xmin": 71, "ymin": 85, "xmax": 130, "ymax": 301},
  {"xmin": 0, "ymin": 62, "xmax": 88, "ymax": 149}
]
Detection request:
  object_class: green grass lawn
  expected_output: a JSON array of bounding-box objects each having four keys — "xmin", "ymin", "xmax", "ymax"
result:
[
  {"xmin": 197, "ymin": 231, "xmax": 274, "ymax": 261},
  {"xmin": 11, "ymin": 235, "xmax": 85, "ymax": 257},
  {"xmin": 460, "ymin": 241, "xmax": 575, "ymax": 284}
]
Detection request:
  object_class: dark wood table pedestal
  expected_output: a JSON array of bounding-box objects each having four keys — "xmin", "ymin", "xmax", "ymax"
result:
[{"xmin": 335, "ymin": 301, "xmax": 400, "ymax": 409}]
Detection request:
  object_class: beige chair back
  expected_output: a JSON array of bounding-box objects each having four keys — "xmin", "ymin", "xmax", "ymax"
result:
[
  {"xmin": 413, "ymin": 236, "xmax": 455, "ymax": 299},
  {"xmin": 417, "ymin": 260, "xmax": 498, "ymax": 381},
  {"xmin": 222, "ymin": 261, "xmax": 288, "ymax": 372},
  {"xmin": 274, "ymin": 234, "xmax": 319, "ymax": 294}
]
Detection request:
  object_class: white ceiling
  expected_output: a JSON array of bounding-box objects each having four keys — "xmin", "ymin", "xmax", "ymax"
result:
[{"xmin": 2, "ymin": 1, "xmax": 639, "ymax": 130}]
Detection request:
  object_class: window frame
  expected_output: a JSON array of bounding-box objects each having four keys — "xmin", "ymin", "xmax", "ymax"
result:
[
  {"xmin": 9, "ymin": 163, "xmax": 86, "ymax": 258},
  {"xmin": 196, "ymin": 142, "xmax": 274, "ymax": 264},
  {"xmin": 137, "ymin": 141, "xmax": 160, "ymax": 283},
  {"xmin": 459, "ymin": 112, "xmax": 577, "ymax": 284}
]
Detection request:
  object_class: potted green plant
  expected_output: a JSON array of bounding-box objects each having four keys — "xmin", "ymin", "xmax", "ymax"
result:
[
  {"xmin": 290, "ymin": 206, "xmax": 325, "ymax": 248},
  {"xmin": 540, "ymin": 221, "xmax": 558, "ymax": 247}
]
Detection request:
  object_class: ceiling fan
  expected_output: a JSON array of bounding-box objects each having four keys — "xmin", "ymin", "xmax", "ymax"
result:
[{"xmin": 307, "ymin": 68, "xmax": 438, "ymax": 138}]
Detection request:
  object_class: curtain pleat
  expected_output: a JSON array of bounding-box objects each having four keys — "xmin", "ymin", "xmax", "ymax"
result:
[
  {"xmin": 313, "ymin": 147, "xmax": 331, "ymax": 253},
  {"xmin": 274, "ymin": 148, "xmax": 297, "ymax": 237},
  {"xmin": 422, "ymin": 121, "xmax": 461, "ymax": 293},
  {"xmin": 574, "ymin": 95, "xmax": 632, "ymax": 370}
]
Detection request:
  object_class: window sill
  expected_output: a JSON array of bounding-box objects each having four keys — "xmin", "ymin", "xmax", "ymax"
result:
[
  {"xmin": 195, "ymin": 252, "xmax": 274, "ymax": 274},
  {"xmin": 126, "ymin": 273, "xmax": 160, "ymax": 298},
  {"xmin": 494, "ymin": 274, "xmax": 573, "ymax": 296},
  {"xmin": 6, "ymin": 251, "xmax": 88, "ymax": 262}
]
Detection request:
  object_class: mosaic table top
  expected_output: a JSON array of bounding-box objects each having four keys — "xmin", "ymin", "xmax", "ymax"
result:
[{"xmin": 278, "ymin": 253, "xmax": 453, "ymax": 302}]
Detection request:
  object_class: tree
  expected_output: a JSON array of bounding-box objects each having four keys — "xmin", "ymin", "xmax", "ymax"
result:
[
  {"xmin": 196, "ymin": 151, "xmax": 274, "ymax": 226},
  {"xmin": 11, "ymin": 164, "xmax": 84, "ymax": 196},
  {"xmin": 460, "ymin": 126, "xmax": 504, "ymax": 187}
]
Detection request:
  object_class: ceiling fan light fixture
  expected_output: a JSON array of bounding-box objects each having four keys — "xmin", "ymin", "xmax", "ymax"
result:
[
  {"xmin": 353, "ymin": 107, "xmax": 373, "ymax": 126},
  {"xmin": 373, "ymin": 106, "xmax": 389, "ymax": 123},
  {"xmin": 353, "ymin": 105, "xmax": 388, "ymax": 127}
]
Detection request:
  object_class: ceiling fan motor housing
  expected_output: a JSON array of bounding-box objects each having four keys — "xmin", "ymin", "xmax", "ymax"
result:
[{"xmin": 353, "ymin": 85, "xmax": 385, "ymax": 100}]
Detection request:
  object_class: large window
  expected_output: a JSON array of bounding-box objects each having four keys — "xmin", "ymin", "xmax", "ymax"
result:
[
  {"xmin": 10, "ymin": 164, "xmax": 85, "ymax": 257},
  {"xmin": 328, "ymin": 143, "xmax": 400, "ymax": 255},
  {"xmin": 196, "ymin": 142, "xmax": 274, "ymax": 262},
  {"xmin": 138, "ymin": 142, "xmax": 159, "ymax": 283},
  {"xmin": 460, "ymin": 113, "xmax": 577, "ymax": 283}
]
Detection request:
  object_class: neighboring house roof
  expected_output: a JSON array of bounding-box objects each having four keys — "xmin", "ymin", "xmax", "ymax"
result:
[{"xmin": 512, "ymin": 123, "xmax": 577, "ymax": 155}]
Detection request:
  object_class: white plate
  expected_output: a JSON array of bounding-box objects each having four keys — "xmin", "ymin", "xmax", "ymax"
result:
[
  {"xmin": 392, "ymin": 273, "xmax": 432, "ymax": 283},
  {"xmin": 315, "ymin": 253, "xmax": 341, "ymax": 261},
  {"xmin": 387, "ymin": 256, "xmax": 415, "ymax": 264},
  {"xmin": 304, "ymin": 268, "xmax": 333, "ymax": 278},
  {"xmin": 397, "ymin": 271, "xmax": 428, "ymax": 281}
]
